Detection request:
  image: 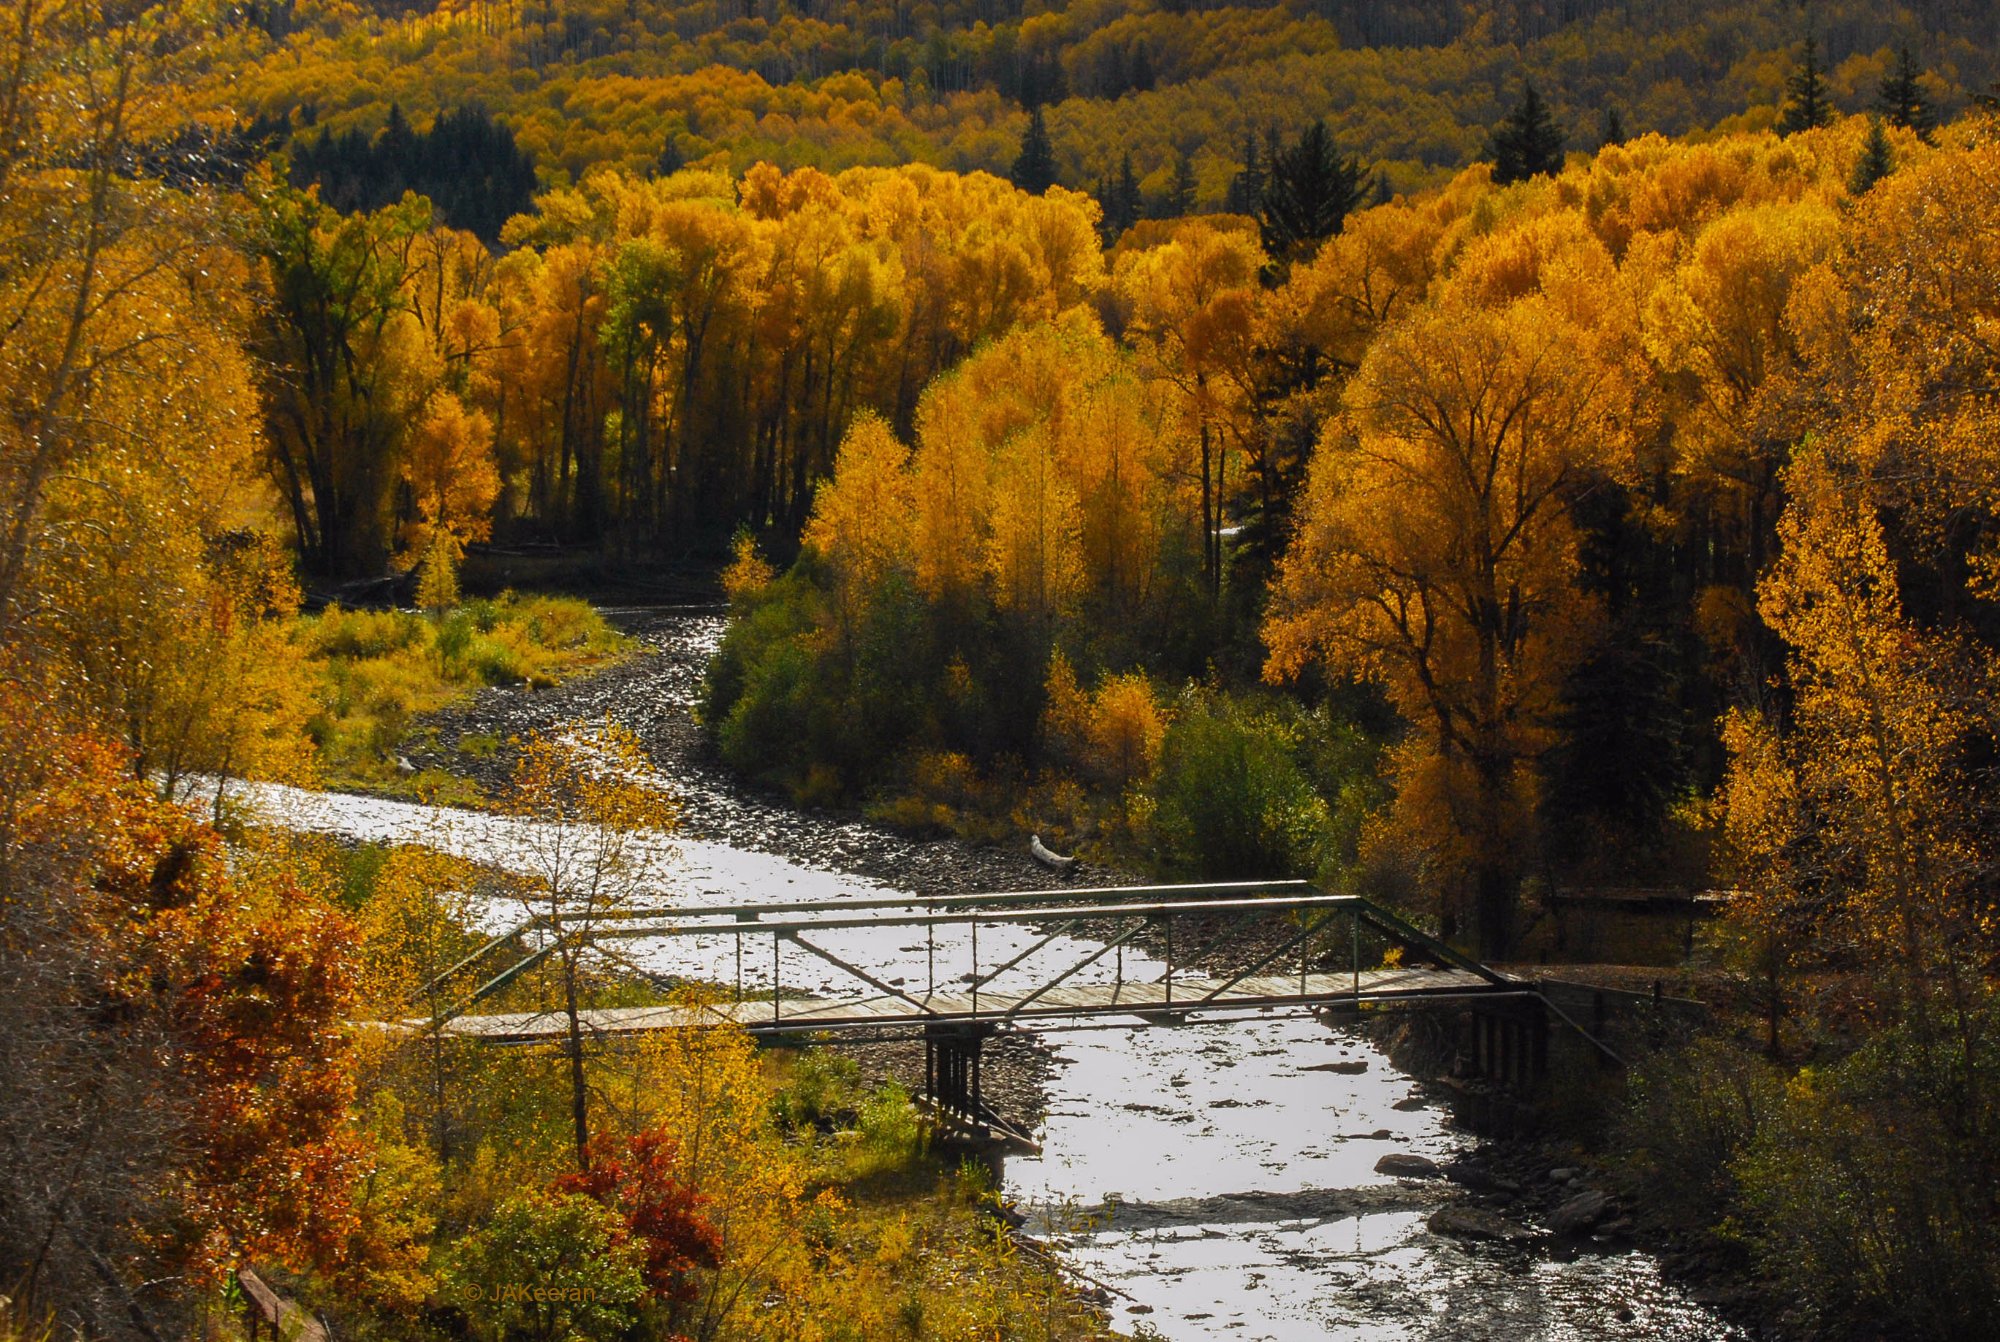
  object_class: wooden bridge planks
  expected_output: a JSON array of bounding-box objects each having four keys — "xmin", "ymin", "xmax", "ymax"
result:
[{"xmin": 426, "ymin": 966, "xmax": 1500, "ymax": 1043}]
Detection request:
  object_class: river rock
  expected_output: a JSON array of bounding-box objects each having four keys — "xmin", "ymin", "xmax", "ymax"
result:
[
  {"xmin": 1548, "ymin": 1167, "xmax": 1578, "ymax": 1183},
  {"xmin": 1374, "ymin": 1153, "xmax": 1440, "ymax": 1178},
  {"xmin": 1427, "ymin": 1206, "xmax": 1536, "ymax": 1243},
  {"xmin": 1304, "ymin": 1059, "xmax": 1369, "ymax": 1074},
  {"xmin": 1391, "ymin": 1094, "xmax": 1427, "ymax": 1111},
  {"xmin": 1445, "ymin": 1164, "xmax": 1520, "ymax": 1195},
  {"xmin": 1549, "ymin": 1189, "xmax": 1613, "ymax": 1235}
]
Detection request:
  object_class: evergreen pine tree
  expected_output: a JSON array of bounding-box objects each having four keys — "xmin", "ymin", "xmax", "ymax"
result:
[
  {"xmin": 656, "ymin": 135, "xmax": 685, "ymax": 177},
  {"xmin": 1490, "ymin": 83, "xmax": 1566, "ymax": 185},
  {"xmin": 1599, "ymin": 104, "xmax": 1626, "ymax": 149},
  {"xmin": 1223, "ymin": 132, "xmax": 1263, "ymax": 215},
  {"xmin": 378, "ymin": 102, "xmax": 416, "ymax": 182},
  {"xmin": 1371, "ymin": 168, "xmax": 1393, "ymax": 207},
  {"xmin": 1010, "ymin": 106, "xmax": 1058, "ymax": 194},
  {"xmin": 1099, "ymin": 153, "xmax": 1140, "ymax": 237},
  {"xmin": 1116, "ymin": 153, "xmax": 1141, "ymax": 227},
  {"xmin": 1849, "ymin": 115, "xmax": 1895, "ymax": 194},
  {"xmin": 1164, "ymin": 151, "xmax": 1198, "ymax": 217},
  {"xmin": 1778, "ymin": 35, "xmax": 1836, "ymax": 135},
  {"xmin": 1875, "ymin": 45, "xmax": 1935, "ymax": 141},
  {"xmin": 1129, "ymin": 41, "xmax": 1155, "ymax": 94},
  {"xmin": 1258, "ymin": 121, "xmax": 1370, "ymax": 263}
]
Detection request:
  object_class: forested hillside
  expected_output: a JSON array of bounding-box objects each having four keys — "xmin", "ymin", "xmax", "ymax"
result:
[{"xmin": 211, "ymin": 0, "xmax": 2000, "ymax": 205}]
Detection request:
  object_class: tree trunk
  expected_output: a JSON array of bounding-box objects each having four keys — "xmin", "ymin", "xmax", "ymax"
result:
[{"xmin": 562, "ymin": 953, "xmax": 591, "ymax": 1167}]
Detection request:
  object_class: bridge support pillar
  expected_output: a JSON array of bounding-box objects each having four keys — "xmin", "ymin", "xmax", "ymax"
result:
[
  {"xmin": 1471, "ymin": 1000, "xmax": 1548, "ymax": 1087},
  {"xmin": 924, "ymin": 1022, "xmax": 993, "ymax": 1119}
]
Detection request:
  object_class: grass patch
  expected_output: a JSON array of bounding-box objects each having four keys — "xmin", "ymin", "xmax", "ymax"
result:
[
  {"xmin": 760, "ymin": 1045, "xmax": 1115, "ymax": 1340},
  {"xmin": 295, "ymin": 592, "xmax": 627, "ymax": 793}
]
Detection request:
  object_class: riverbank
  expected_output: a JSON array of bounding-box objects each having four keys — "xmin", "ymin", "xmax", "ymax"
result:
[
  {"xmin": 320, "ymin": 599, "xmax": 1750, "ymax": 1340},
  {"xmin": 1369, "ymin": 995, "xmax": 1780, "ymax": 1337}
]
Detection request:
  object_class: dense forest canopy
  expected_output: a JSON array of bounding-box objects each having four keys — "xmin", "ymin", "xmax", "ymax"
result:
[{"xmin": 209, "ymin": 0, "xmax": 2000, "ymax": 204}]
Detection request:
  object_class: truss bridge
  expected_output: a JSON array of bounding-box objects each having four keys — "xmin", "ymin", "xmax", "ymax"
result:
[{"xmin": 407, "ymin": 880, "xmax": 1548, "ymax": 1146}]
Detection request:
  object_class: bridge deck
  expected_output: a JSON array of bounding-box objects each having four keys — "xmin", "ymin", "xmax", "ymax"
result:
[{"xmin": 428, "ymin": 965, "xmax": 1501, "ymax": 1043}]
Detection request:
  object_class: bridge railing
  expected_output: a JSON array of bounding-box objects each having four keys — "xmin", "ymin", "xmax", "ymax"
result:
[{"xmin": 411, "ymin": 882, "xmax": 1509, "ymax": 1032}]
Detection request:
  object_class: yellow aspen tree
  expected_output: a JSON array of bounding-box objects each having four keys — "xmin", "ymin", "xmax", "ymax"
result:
[
  {"xmin": 986, "ymin": 419, "xmax": 1084, "ymax": 628},
  {"xmin": 403, "ymin": 395, "xmax": 501, "ymax": 559},
  {"xmin": 909, "ymin": 373, "xmax": 994, "ymax": 603},
  {"xmin": 1723, "ymin": 450, "xmax": 1983, "ymax": 1051},
  {"xmin": 1117, "ymin": 221, "xmax": 1265, "ymax": 595},
  {"xmin": 1265, "ymin": 296, "xmax": 1625, "ymax": 955},
  {"xmin": 506, "ymin": 722, "xmax": 676, "ymax": 1168},
  {"xmin": 800, "ymin": 411, "xmax": 916, "ymax": 649}
]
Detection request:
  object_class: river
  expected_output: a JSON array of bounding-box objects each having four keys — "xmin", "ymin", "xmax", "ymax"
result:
[{"xmin": 241, "ymin": 609, "xmax": 1741, "ymax": 1341}]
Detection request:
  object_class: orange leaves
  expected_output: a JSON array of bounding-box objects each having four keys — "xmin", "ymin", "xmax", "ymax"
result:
[
  {"xmin": 554, "ymin": 1130, "xmax": 721, "ymax": 1302},
  {"xmin": 402, "ymin": 395, "xmax": 500, "ymax": 553},
  {"xmin": 1718, "ymin": 140, "xmax": 2000, "ymax": 983},
  {"xmin": 0, "ymin": 701, "xmax": 369, "ymax": 1284}
]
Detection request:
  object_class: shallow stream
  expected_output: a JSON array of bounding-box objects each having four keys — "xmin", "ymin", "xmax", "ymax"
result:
[{"xmin": 240, "ymin": 611, "xmax": 1740, "ymax": 1340}]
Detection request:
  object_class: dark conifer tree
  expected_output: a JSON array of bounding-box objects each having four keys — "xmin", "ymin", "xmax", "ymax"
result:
[
  {"xmin": 1258, "ymin": 121, "xmax": 1369, "ymax": 264},
  {"xmin": 1599, "ymin": 104, "xmax": 1626, "ymax": 149},
  {"xmin": 1164, "ymin": 151, "xmax": 1198, "ymax": 217},
  {"xmin": 291, "ymin": 104, "xmax": 537, "ymax": 240},
  {"xmin": 1113, "ymin": 153, "xmax": 1141, "ymax": 229},
  {"xmin": 378, "ymin": 103, "xmax": 416, "ymax": 182},
  {"xmin": 1128, "ymin": 41, "xmax": 1155, "ymax": 94},
  {"xmin": 1876, "ymin": 44, "xmax": 1935, "ymax": 141},
  {"xmin": 1489, "ymin": 82, "xmax": 1566, "ymax": 184},
  {"xmin": 1010, "ymin": 106, "xmax": 1058, "ymax": 194},
  {"xmin": 1849, "ymin": 115, "xmax": 1895, "ymax": 194},
  {"xmin": 1778, "ymin": 35, "xmax": 1836, "ymax": 135},
  {"xmin": 1223, "ymin": 132, "xmax": 1263, "ymax": 215},
  {"xmin": 656, "ymin": 135, "xmax": 685, "ymax": 177},
  {"xmin": 1371, "ymin": 169, "xmax": 1393, "ymax": 206}
]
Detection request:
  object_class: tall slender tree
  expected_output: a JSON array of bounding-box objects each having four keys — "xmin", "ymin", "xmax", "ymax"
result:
[
  {"xmin": 1876, "ymin": 44, "xmax": 1935, "ymax": 140},
  {"xmin": 1849, "ymin": 116, "xmax": 1895, "ymax": 195},
  {"xmin": 1010, "ymin": 106, "xmax": 1058, "ymax": 194},
  {"xmin": 1778, "ymin": 35, "xmax": 1836, "ymax": 135},
  {"xmin": 1224, "ymin": 131, "xmax": 1263, "ymax": 215},
  {"xmin": 1163, "ymin": 151, "xmax": 1198, "ymax": 218},
  {"xmin": 1599, "ymin": 105, "xmax": 1626, "ymax": 149}
]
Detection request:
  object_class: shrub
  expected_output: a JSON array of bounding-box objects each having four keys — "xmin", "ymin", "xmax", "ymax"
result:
[
  {"xmin": 777, "ymin": 1049, "xmax": 862, "ymax": 1131},
  {"xmin": 1142, "ymin": 691, "xmax": 1330, "ymax": 878},
  {"xmin": 1733, "ymin": 1016, "xmax": 2000, "ymax": 1340},
  {"xmin": 1619, "ymin": 1037, "xmax": 1781, "ymax": 1229},
  {"xmin": 1085, "ymin": 671, "xmax": 1167, "ymax": 789},
  {"xmin": 307, "ymin": 605, "xmax": 428, "ymax": 660},
  {"xmin": 718, "ymin": 636, "xmax": 824, "ymax": 788},
  {"xmin": 442, "ymin": 1193, "xmax": 646, "ymax": 1342},
  {"xmin": 857, "ymin": 1082, "xmax": 924, "ymax": 1171}
]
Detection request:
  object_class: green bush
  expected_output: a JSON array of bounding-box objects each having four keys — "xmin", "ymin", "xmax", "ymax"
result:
[
  {"xmin": 442, "ymin": 1193, "xmax": 645, "ymax": 1342},
  {"xmin": 777, "ymin": 1048, "xmax": 862, "ymax": 1130},
  {"xmin": 858, "ymin": 1081, "xmax": 924, "ymax": 1169},
  {"xmin": 1142, "ymin": 692, "xmax": 1331, "ymax": 879},
  {"xmin": 467, "ymin": 634, "xmax": 531, "ymax": 685},
  {"xmin": 718, "ymin": 636, "xmax": 824, "ymax": 788},
  {"xmin": 516, "ymin": 594, "xmax": 602, "ymax": 650},
  {"xmin": 1733, "ymin": 1016, "xmax": 2000, "ymax": 1340},
  {"xmin": 1619, "ymin": 1037, "xmax": 1781, "ymax": 1229},
  {"xmin": 307, "ymin": 605, "xmax": 428, "ymax": 660}
]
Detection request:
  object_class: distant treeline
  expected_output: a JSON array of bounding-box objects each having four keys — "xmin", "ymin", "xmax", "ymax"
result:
[
  {"xmin": 216, "ymin": 0, "xmax": 2000, "ymax": 198},
  {"xmin": 289, "ymin": 104, "xmax": 536, "ymax": 243}
]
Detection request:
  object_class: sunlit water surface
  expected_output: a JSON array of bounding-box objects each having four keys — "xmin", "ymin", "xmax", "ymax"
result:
[{"xmin": 228, "ymin": 615, "xmax": 1740, "ymax": 1341}]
